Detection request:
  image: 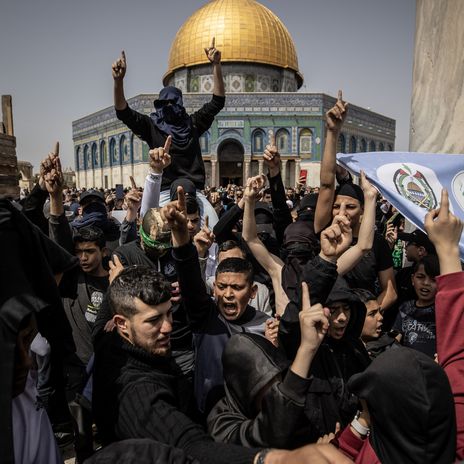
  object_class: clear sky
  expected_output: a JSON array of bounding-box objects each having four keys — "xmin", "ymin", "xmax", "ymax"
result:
[{"xmin": 0, "ymin": 0, "xmax": 416, "ymax": 171}]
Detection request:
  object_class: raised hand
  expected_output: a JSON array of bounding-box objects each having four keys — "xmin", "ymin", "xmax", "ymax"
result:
[
  {"xmin": 320, "ymin": 207, "xmax": 353, "ymax": 262},
  {"xmin": 265, "ymin": 318, "xmax": 280, "ymax": 348},
  {"xmin": 109, "ymin": 254, "xmax": 125, "ymax": 285},
  {"xmin": 204, "ymin": 37, "xmax": 221, "ymax": 64},
  {"xmin": 43, "ymin": 142, "xmax": 64, "ymax": 195},
  {"xmin": 194, "ymin": 215, "xmax": 215, "ymax": 257},
  {"xmin": 244, "ymin": 175, "xmax": 266, "ymax": 202},
  {"xmin": 112, "ymin": 50, "xmax": 126, "ymax": 81},
  {"xmin": 149, "ymin": 136, "xmax": 172, "ymax": 174},
  {"xmin": 424, "ymin": 189, "xmax": 463, "ymax": 274},
  {"xmin": 124, "ymin": 176, "xmax": 142, "ymax": 218},
  {"xmin": 299, "ymin": 282, "xmax": 330, "ymax": 351},
  {"xmin": 359, "ymin": 170, "xmax": 378, "ymax": 202},
  {"xmin": 325, "ymin": 90, "xmax": 348, "ymax": 133},
  {"xmin": 385, "ymin": 222, "xmax": 398, "ymax": 249},
  {"xmin": 263, "ymin": 130, "xmax": 281, "ymax": 177},
  {"xmin": 161, "ymin": 186, "xmax": 189, "ymax": 248}
]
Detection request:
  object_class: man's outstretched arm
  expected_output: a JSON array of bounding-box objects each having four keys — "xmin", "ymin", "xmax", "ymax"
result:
[
  {"xmin": 113, "ymin": 50, "xmax": 128, "ymax": 111},
  {"xmin": 205, "ymin": 37, "xmax": 225, "ymax": 97}
]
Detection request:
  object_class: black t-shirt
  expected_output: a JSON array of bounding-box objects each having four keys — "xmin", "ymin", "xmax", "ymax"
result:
[
  {"xmin": 62, "ymin": 272, "xmax": 109, "ymax": 365},
  {"xmin": 393, "ymin": 300, "xmax": 436, "ymax": 358},
  {"xmin": 344, "ymin": 232, "xmax": 393, "ymax": 294}
]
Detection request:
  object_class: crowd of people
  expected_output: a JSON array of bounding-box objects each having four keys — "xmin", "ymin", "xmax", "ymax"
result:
[{"xmin": 1, "ymin": 41, "xmax": 463, "ymax": 464}]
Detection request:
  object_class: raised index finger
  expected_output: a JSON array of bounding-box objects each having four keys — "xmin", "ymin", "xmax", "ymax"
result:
[
  {"xmin": 54, "ymin": 141, "xmax": 60, "ymax": 156},
  {"xmin": 268, "ymin": 129, "xmax": 275, "ymax": 147},
  {"xmin": 438, "ymin": 189, "xmax": 450, "ymax": 218},
  {"xmin": 301, "ymin": 281, "xmax": 311, "ymax": 310},
  {"xmin": 121, "ymin": 50, "xmax": 126, "ymax": 63},
  {"xmin": 204, "ymin": 215, "xmax": 209, "ymax": 230},
  {"xmin": 130, "ymin": 175, "xmax": 137, "ymax": 189},
  {"xmin": 211, "ymin": 37, "xmax": 215, "ymax": 49},
  {"xmin": 337, "ymin": 89, "xmax": 343, "ymax": 102},
  {"xmin": 164, "ymin": 135, "xmax": 172, "ymax": 153},
  {"xmin": 177, "ymin": 186, "xmax": 186, "ymax": 213}
]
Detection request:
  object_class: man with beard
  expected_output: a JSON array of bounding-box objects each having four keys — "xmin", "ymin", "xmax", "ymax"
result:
[{"xmin": 104, "ymin": 265, "xmax": 350, "ymax": 464}]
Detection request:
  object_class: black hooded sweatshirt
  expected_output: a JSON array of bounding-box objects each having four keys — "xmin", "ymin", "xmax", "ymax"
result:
[
  {"xmin": 338, "ymin": 346, "xmax": 456, "ymax": 464},
  {"xmin": 301, "ymin": 279, "xmax": 370, "ymax": 439}
]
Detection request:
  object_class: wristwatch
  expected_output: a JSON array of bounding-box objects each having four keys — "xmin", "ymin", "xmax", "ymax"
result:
[{"xmin": 351, "ymin": 412, "xmax": 370, "ymax": 437}]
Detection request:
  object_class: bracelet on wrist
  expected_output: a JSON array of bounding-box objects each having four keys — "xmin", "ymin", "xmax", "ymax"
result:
[{"xmin": 351, "ymin": 413, "xmax": 370, "ymax": 437}]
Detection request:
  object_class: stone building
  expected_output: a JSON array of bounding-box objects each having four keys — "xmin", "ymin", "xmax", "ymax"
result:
[
  {"xmin": 17, "ymin": 161, "xmax": 33, "ymax": 192},
  {"xmin": 0, "ymin": 95, "xmax": 19, "ymax": 197},
  {"xmin": 62, "ymin": 167, "xmax": 76, "ymax": 189},
  {"xmin": 73, "ymin": 0, "xmax": 395, "ymax": 189}
]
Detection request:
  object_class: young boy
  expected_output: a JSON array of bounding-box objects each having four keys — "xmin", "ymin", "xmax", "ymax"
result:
[{"xmin": 393, "ymin": 255, "xmax": 440, "ymax": 358}]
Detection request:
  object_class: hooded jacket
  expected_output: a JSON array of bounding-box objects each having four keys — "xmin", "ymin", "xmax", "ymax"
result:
[
  {"xmin": 207, "ymin": 333, "xmax": 312, "ymax": 449},
  {"xmin": 323, "ymin": 278, "xmax": 371, "ymax": 382},
  {"xmin": 116, "ymin": 94, "xmax": 225, "ymax": 191},
  {"xmin": 337, "ymin": 346, "xmax": 456, "ymax": 464},
  {"xmin": 300, "ymin": 279, "xmax": 370, "ymax": 440}
]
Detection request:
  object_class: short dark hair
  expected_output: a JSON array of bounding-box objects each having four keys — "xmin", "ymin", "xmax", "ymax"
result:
[
  {"xmin": 352, "ymin": 288, "xmax": 377, "ymax": 304},
  {"xmin": 215, "ymin": 258, "xmax": 254, "ymax": 284},
  {"xmin": 74, "ymin": 225, "xmax": 105, "ymax": 249},
  {"xmin": 108, "ymin": 266, "xmax": 172, "ymax": 318},
  {"xmin": 413, "ymin": 255, "xmax": 440, "ymax": 278},
  {"xmin": 263, "ymin": 188, "xmax": 271, "ymax": 196},
  {"xmin": 218, "ymin": 240, "xmax": 246, "ymax": 258}
]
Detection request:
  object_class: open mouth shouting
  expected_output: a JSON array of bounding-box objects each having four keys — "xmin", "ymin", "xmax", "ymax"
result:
[{"xmin": 222, "ymin": 302, "xmax": 239, "ymax": 318}]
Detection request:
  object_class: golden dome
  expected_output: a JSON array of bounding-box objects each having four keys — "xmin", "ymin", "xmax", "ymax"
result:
[{"xmin": 164, "ymin": 0, "xmax": 302, "ymax": 87}]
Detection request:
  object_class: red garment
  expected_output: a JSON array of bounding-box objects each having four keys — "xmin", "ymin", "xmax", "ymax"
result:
[
  {"xmin": 336, "ymin": 427, "xmax": 378, "ymax": 463},
  {"xmin": 436, "ymin": 271, "xmax": 464, "ymax": 460},
  {"xmin": 336, "ymin": 271, "xmax": 464, "ymax": 462}
]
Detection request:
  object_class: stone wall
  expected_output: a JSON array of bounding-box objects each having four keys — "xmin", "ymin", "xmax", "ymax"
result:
[
  {"xmin": 410, "ymin": 0, "xmax": 464, "ymax": 153},
  {"xmin": 0, "ymin": 95, "xmax": 19, "ymax": 197}
]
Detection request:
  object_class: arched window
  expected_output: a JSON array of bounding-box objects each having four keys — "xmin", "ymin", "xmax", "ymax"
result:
[
  {"xmin": 299, "ymin": 128, "xmax": 313, "ymax": 155},
  {"xmin": 369, "ymin": 141, "xmax": 376, "ymax": 152},
  {"xmin": 252, "ymin": 129, "xmax": 265, "ymax": 154},
  {"xmin": 84, "ymin": 145, "xmax": 90, "ymax": 169},
  {"xmin": 120, "ymin": 135, "xmax": 129, "ymax": 162},
  {"xmin": 130, "ymin": 134, "xmax": 135, "ymax": 161},
  {"xmin": 387, "ymin": 144, "xmax": 393, "ymax": 151},
  {"xmin": 276, "ymin": 128, "xmax": 290, "ymax": 153},
  {"xmin": 92, "ymin": 143, "xmax": 98, "ymax": 167},
  {"xmin": 337, "ymin": 133, "xmax": 346, "ymax": 154},
  {"xmin": 100, "ymin": 141, "xmax": 108, "ymax": 166},
  {"xmin": 200, "ymin": 132, "xmax": 209, "ymax": 153},
  {"xmin": 76, "ymin": 147, "xmax": 82, "ymax": 171},
  {"xmin": 360, "ymin": 139, "xmax": 367, "ymax": 152},
  {"xmin": 110, "ymin": 138, "xmax": 117, "ymax": 164},
  {"xmin": 349, "ymin": 136, "xmax": 357, "ymax": 153},
  {"xmin": 379, "ymin": 142, "xmax": 385, "ymax": 151}
]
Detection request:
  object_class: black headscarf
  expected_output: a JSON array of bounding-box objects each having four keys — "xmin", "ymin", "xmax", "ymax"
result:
[
  {"xmin": 348, "ymin": 346, "xmax": 456, "ymax": 464},
  {"xmin": 0, "ymin": 199, "xmax": 79, "ymax": 462},
  {"xmin": 151, "ymin": 86, "xmax": 192, "ymax": 147}
]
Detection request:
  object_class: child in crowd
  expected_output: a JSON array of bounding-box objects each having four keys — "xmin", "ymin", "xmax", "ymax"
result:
[{"xmin": 392, "ymin": 254, "xmax": 439, "ymax": 358}]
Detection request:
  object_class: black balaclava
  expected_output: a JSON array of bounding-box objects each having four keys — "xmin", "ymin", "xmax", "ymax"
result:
[{"xmin": 151, "ymin": 86, "xmax": 192, "ymax": 147}]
